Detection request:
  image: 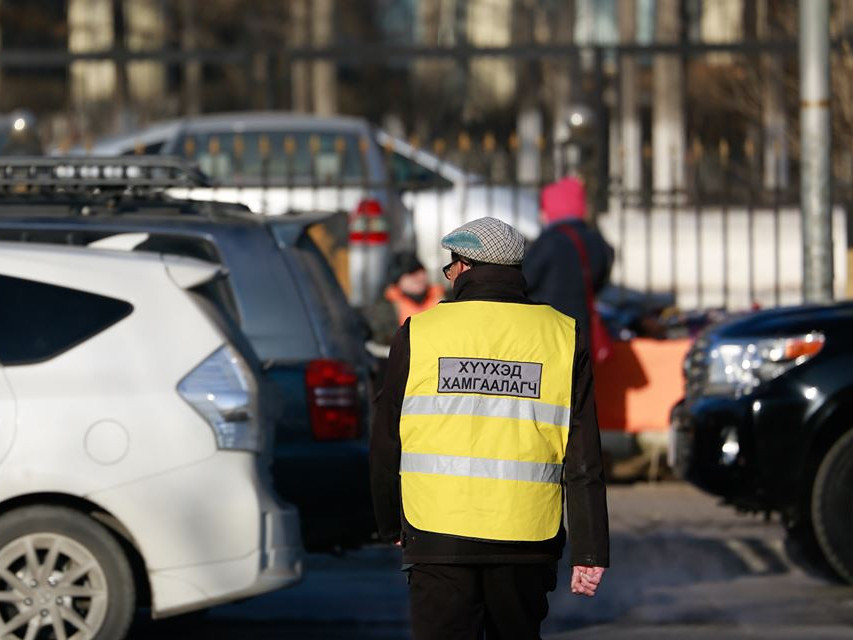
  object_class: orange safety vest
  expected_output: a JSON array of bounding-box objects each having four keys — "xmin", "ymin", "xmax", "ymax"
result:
[{"xmin": 384, "ymin": 284, "xmax": 444, "ymax": 325}]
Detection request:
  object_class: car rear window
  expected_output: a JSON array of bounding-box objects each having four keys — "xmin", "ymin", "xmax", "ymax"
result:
[
  {"xmin": 175, "ymin": 131, "xmax": 367, "ymax": 185},
  {"xmin": 271, "ymin": 222, "xmax": 367, "ymax": 361},
  {"xmin": 127, "ymin": 235, "xmax": 241, "ymax": 324},
  {"xmin": 0, "ymin": 275, "xmax": 132, "ymax": 365},
  {"xmin": 123, "ymin": 228, "xmax": 320, "ymax": 363},
  {"xmin": 187, "ymin": 276, "xmax": 263, "ymax": 372}
]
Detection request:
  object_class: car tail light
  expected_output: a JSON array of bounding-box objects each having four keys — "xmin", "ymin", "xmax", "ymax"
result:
[
  {"xmin": 306, "ymin": 359, "xmax": 360, "ymax": 441},
  {"xmin": 354, "ymin": 199, "xmax": 383, "ymax": 217},
  {"xmin": 349, "ymin": 199, "xmax": 389, "ymax": 244},
  {"xmin": 178, "ymin": 344, "xmax": 261, "ymax": 452}
]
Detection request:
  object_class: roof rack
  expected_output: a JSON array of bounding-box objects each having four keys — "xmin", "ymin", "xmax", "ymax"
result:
[{"xmin": 0, "ymin": 156, "xmax": 210, "ymax": 191}]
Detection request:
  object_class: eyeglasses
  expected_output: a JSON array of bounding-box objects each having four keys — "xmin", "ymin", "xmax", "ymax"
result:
[
  {"xmin": 442, "ymin": 257, "xmax": 471, "ymax": 280},
  {"xmin": 442, "ymin": 260, "xmax": 457, "ymax": 280}
]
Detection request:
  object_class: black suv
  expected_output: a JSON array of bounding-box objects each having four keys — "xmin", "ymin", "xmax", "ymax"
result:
[
  {"xmin": 671, "ymin": 301, "xmax": 853, "ymax": 583},
  {"xmin": 0, "ymin": 157, "xmax": 375, "ymax": 550}
]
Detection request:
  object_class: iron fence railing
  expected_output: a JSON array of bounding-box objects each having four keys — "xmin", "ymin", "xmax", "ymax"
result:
[
  {"xmin": 166, "ymin": 156, "xmax": 849, "ymax": 312},
  {"xmin": 60, "ymin": 132, "xmax": 850, "ymax": 312}
]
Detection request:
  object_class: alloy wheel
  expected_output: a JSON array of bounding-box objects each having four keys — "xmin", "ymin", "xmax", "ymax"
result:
[{"xmin": 0, "ymin": 533, "xmax": 108, "ymax": 639}]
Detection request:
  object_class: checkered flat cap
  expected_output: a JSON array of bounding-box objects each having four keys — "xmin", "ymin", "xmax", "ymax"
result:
[{"xmin": 441, "ymin": 217, "xmax": 525, "ymax": 265}]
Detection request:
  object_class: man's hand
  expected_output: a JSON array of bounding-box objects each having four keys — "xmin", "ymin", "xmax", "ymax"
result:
[{"xmin": 570, "ymin": 565, "xmax": 605, "ymax": 597}]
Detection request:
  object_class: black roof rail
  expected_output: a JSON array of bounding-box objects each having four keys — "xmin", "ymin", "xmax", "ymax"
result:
[{"xmin": 0, "ymin": 156, "xmax": 210, "ymax": 191}]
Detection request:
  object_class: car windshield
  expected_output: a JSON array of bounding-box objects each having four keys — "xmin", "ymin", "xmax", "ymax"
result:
[
  {"xmin": 175, "ymin": 130, "xmax": 368, "ymax": 186},
  {"xmin": 388, "ymin": 151, "xmax": 452, "ymax": 190},
  {"xmin": 373, "ymin": 130, "xmax": 469, "ymax": 183}
]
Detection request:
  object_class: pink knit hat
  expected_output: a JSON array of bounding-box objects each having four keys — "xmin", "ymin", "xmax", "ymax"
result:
[{"xmin": 540, "ymin": 176, "xmax": 587, "ymax": 223}]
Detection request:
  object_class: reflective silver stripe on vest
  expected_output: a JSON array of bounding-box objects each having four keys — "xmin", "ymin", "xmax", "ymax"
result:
[
  {"xmin": 400, "ymin": 452, "xmax": 563, "ymax": 484},
  {"xmin": 402, "ymin": 394, "xmax": 571, "ymax": 429}
]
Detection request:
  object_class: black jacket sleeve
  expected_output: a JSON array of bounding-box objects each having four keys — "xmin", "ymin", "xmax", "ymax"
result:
[
  {"xmin": 585, "ymin": 227, "xmax": 615, "ymax": 294},
  {"xmin": 565, "ymin": 326, "xmax": 610, "ymax": 567},
  {"xmin": 369, "ymin": 319, "xmax": 411, "ymax": 542},
  {"xmin": 522, "ymin": 227, "xmax": 588, "ymax": 325}
]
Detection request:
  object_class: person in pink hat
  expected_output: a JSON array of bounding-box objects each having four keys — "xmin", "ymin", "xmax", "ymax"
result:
[
  {"xmin": 523, "ymin": 175, "xmax": 614, "ymax": 360},
  {"xmin": 540, "ymin": 174, "xmax": 588, "ymax": 223}
]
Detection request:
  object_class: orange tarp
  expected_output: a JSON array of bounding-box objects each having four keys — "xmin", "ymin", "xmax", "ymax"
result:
[{"xmin": 593, "ymin": 338, "xmax": 692, "ymax": 433}]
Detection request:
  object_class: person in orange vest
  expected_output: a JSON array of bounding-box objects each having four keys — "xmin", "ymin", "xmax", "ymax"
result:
[{"xmin": 367, "ymin": 251, "xmax": 445, "ymax": 346}]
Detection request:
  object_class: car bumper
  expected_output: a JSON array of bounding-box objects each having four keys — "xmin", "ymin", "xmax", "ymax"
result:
[
  {"xmin": 273, "ymin": 440, "xmax": 375, "ymax": 550},
  {"xmin": 90, "ymin": 452, "xmax": 304, "ymax": 618},
  {"xmin": 150, "ymin": 501, "xmax": 304, "ymax": 618},
  {"xmin": 670, "ymin": 397, "xmax": 756, "ymax": 502},
  {"xmin": 671, "ymin": 380, "xmax": 818, "ymax": 513}
]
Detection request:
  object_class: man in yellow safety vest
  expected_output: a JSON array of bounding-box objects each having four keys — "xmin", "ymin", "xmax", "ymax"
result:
[{"xmin": 370, "ymin": 217, "xmax": 609, "ymax": 640}]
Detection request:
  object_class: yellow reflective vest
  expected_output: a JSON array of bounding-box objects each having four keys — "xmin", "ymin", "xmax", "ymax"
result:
[{"xmin": 400, "ymin": 300, "xmax": 576, "ymax": 542}]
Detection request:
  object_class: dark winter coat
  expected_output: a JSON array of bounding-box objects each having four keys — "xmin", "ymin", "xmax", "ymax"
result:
[
  {"xmin": 369, "ymin": 264, "xmax": 610, "ymax": 568},
  {"xmin": 523, "ymin": 220, "xmax": 614, "ymax": 333}
]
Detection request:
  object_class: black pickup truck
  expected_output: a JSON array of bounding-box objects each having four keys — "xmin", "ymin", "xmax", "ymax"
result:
[{"xmin": 670, "ymin": 301, "xmax": 853, "ymax": 583}]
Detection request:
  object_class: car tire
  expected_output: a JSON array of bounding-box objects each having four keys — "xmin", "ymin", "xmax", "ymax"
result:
[
  {"xmin": 811, "ymin": 428, "xmax": 853, "ymax": 584},
  {"xmin": 783, "ymin": 519, "xmax": 835, "ymax": 580},
  {"xmin": 0, "ymin": 505, "xmax": 135, "ymax": 639}
]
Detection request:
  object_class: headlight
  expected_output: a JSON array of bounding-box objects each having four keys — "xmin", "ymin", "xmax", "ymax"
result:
[{"xmin": 704, "ymin": 332, "xmax": 824, "ymax": 398}]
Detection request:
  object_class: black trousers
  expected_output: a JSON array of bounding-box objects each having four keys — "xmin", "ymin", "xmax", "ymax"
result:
[{"xmin": 408, "ymin": 563, "xmax": 558, "ymax": 640}]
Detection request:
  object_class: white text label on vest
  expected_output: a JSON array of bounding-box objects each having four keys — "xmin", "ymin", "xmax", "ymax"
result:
[{"xmin": 438, "ymin": 357, "xmax": 543, "ymax": 399}]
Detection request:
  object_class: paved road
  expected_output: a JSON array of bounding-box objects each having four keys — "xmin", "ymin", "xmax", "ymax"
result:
[{"xmin": 133, "ymin": 482, "xmax": 853, "ymax": 639}]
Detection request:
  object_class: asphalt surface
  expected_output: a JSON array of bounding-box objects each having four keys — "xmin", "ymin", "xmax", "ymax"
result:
[{"xmin": 132, "ymin": 482, "xmax": 853, "ymax": 639}]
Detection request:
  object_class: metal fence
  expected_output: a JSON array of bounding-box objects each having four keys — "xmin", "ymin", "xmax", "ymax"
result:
[
  {"xmin": 5, "ymin": 11, "xmax": 844, "ymax": 311},
  {"xmin": 129, "ymin": 128, "xmax": 852, "ymax": 311}
]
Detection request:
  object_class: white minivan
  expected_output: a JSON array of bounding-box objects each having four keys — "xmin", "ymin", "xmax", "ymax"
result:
[{"xmin": 0, "ymin": 243, "xmax": 303, "ymax": 639}]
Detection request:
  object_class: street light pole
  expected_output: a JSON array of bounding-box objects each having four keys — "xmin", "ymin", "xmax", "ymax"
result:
[{"xmin": 799, "ymin": 0, "xmax": 833, "ymax": 303}]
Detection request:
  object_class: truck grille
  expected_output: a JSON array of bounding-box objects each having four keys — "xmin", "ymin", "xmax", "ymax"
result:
[{"xmin": 684, "ymin": 336, "xmax": 709, "ymax": 400}]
